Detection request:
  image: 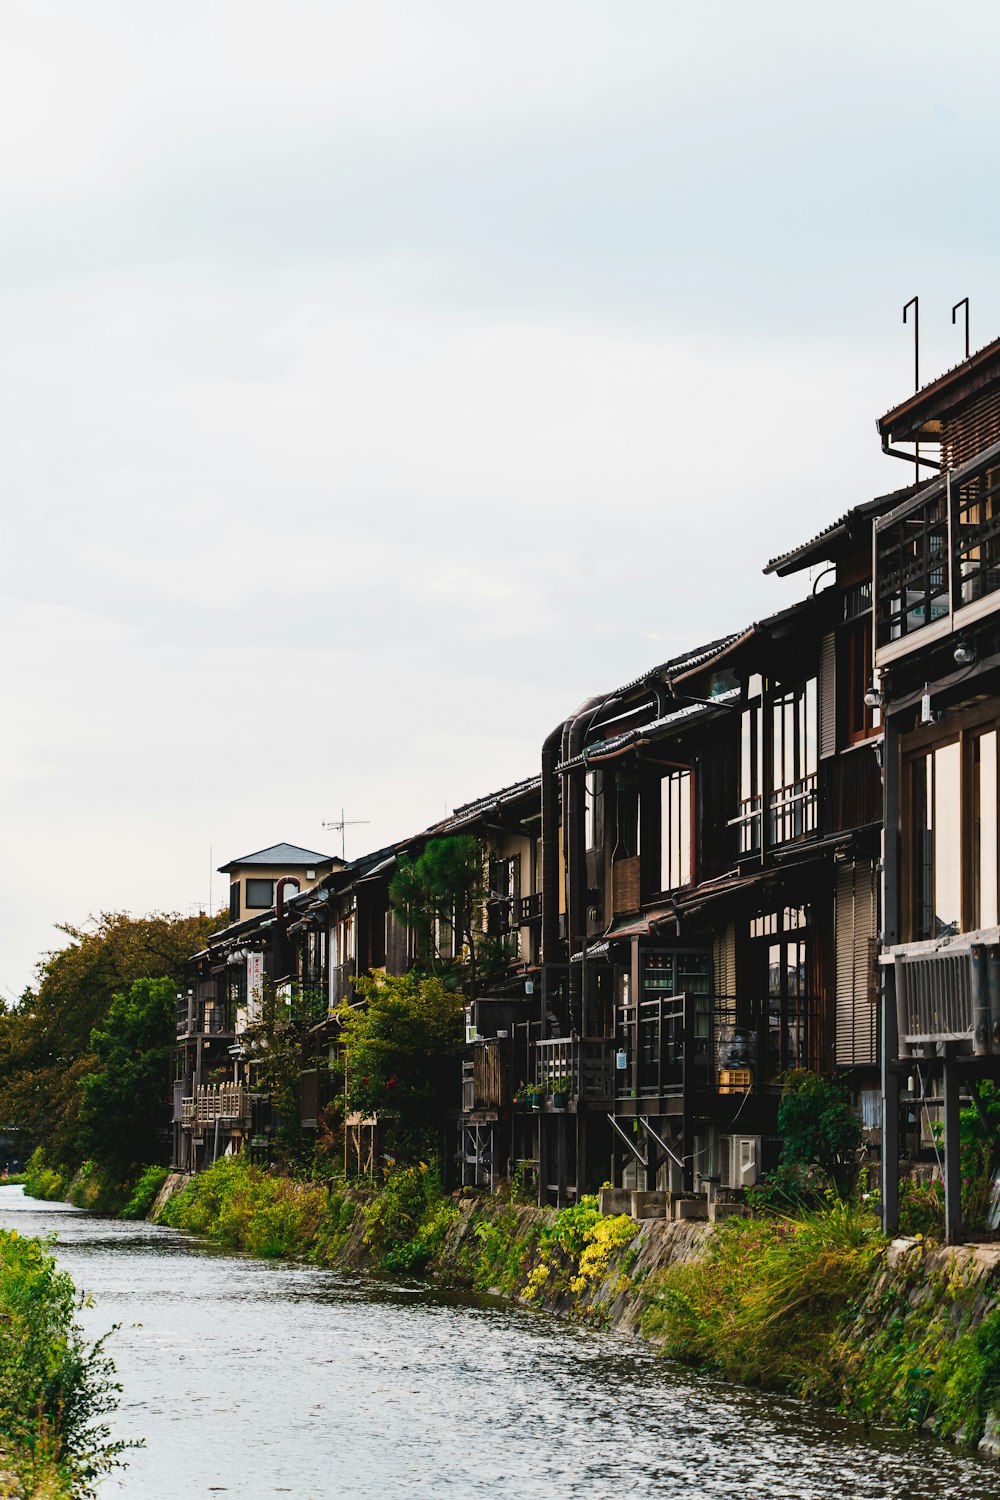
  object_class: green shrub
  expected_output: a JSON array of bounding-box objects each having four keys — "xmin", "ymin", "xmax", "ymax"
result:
[
  {"xmin": 643, "ymin": 1199, "xmax": 884, "ymax": 1400},
  {"xmin": 120, "ymin": 1166, "xmax": 170, "ymax": 1221},
  {"xmin": 0, "ymin": 1228, "xmax": 128, "ymax": 1495},
  {"xmin": 361, "ymin": 1165, "xmax": 457, "ymax": 1272}
]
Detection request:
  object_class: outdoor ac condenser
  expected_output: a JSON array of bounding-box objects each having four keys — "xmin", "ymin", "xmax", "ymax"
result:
[{"xmin": 722, "ymin": 1135, "xmax": 760, "ymax": 1189}]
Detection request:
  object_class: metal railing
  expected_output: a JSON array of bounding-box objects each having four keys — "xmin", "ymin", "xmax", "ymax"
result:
[{"xmin": 176, "ymin": 999, "xmax": 235, "ymax": 1038}]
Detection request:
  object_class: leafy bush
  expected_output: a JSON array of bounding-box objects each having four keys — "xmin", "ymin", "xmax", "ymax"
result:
[
  {"xmin": 0, "ymin": 1228, "xmax": 127, "ymax": 1496},
  {"xmin": 361, "ymin": 1165, "xmax": 457, "ymax": 1272},
  {"xmin": 643, "ymin": 1199, "xmax": 884, "ymax": 1400},
  {"xmin": 120, "ymin": 1166, "xmax": 170, "ymax": 1221},
  {"xmin": 157, "ymin": 1156, "xmax": 327, "ymax": 1258},
  {"xmin": 777, "ymin": 1069, "xmax": 862, "ymax": 1185}
]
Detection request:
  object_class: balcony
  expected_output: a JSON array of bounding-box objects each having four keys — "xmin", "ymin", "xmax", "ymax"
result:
[
  {"xmin": 534, "ymin": 1037, "xmax": 615, "ymax": 1104},
  {"xmin": 517, "ymin": 891, "xmax": 542, "ymax": 924},
  {"xmin": 876, "ymin": 443, "xmax": 1000, "ymax": 663},
  {"xmin": 180, "ymin": 1084, "xmax": 252, "ymax": 1128},
  {"xmin": 329, "ymin": 962, "xmax": 355, "ymax": 1008},
  {"xmin": 176, "ymin": 997, "xmax": 235, "ymax": 1039}
]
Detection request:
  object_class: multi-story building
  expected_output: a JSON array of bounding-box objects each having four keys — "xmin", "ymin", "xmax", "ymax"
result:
[{"xmin": 875, "ymin": 337, "xmax": 1000, "ymax": 1241}]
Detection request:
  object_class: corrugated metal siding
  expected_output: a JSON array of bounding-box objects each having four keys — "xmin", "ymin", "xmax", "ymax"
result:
[
  {"xmin": 820, "ymin": 631, "xmax": 837, "ymax": 760},
  {"xmin": 835, "ymin": 860, "xmax": 878, "ymax": 1066}
]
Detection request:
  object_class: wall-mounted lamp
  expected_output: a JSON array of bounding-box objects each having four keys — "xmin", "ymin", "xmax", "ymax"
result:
[
  {"xmin": 954, "ymin": 637, "xmax": 976, "ymax": 667},
  {"xmin": 524, "ymin": 976, "xmax": 535, "ymax": 995},
  {"xmin": 864, "ymin": 681, "xmax": 882, "ymax": 710},
  {"xmin": 615, "ymin": 1048, "xmax": 628, "ymax": 1071}
]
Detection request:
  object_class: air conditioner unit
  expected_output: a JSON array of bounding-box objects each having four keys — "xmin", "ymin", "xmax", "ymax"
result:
[{"xmin": 722, "ymin": 1135, "xmax": 760, "ymax": 1189}]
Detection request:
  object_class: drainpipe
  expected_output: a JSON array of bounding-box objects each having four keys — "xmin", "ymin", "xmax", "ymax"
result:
[
  {"xmin": 540, "ymin": 722, "xmax": 566, "ymax": 973},
  {"xmin": 562, "ymin": 694, "xmax": 616, "ymax": 1032},
  {"xmin": 274, "ymin": 876, "xmax": 300, "ymax": 979}
]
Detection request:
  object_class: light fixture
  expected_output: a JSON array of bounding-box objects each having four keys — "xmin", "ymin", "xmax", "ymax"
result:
[
  {"xmin": 524, "ymin": 975, "xmax": 535, "ymax": 995},
  {"xmin": 920, "ymin": 684, "xmax": 934, "ymax": 725},
  {"xmin": 954, "ymin": 637, "xmax": 976, "ymax": 667},
  {"xmin": 864, "ymin": 681, "xmax": 882, "ymax": 710},
  {"xmin": 615, "ymin": 1048, "xmax": 628, "ymax": 1071}
]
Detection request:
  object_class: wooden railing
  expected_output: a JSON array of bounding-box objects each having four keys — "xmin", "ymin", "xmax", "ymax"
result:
[
  {"xmin": 534, "ymin": 1037, "xmax": 615, "ymax": 1101},
  {"xmin": 176, "ymin": 999, "xmax": 235, "ymax": 1038},
  {"xmin": 189, "ymin": 1084, "xmax": 250, "ymax": 1125}
]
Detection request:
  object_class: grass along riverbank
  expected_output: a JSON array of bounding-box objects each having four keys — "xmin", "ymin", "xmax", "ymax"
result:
[
  {"xmin": 152, "ymin": 1156, "xmax": 1000, "ymax": 1456},
  {"xmin": 0, "ymin": 1226, "xmax": 127, "ymax": 1497}
]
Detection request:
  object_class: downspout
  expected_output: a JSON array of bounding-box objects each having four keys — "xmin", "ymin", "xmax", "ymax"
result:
[
  {"xmin": 879, "ymin": 429, "xmax": 941, "ymax": 471},
  {"xmin": 563, "ymin": 694, "xmax": 616, "ymax": 1031},
  {"xmin": 541, "ymin": 722, "xmax": 566, "ymax": 975},
  {"xmin": 274, "ymin": 876, "xmax": 300, "ymax": 979}
]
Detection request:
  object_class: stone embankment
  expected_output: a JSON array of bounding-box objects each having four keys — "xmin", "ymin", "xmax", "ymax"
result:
[{"xmin": 150, "ymin": 1168, "xmax": 1000, "ymax": 1457}]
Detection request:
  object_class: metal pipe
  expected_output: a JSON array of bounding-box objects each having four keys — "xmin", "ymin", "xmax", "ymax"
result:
[
  {"xmin": 971, "ymin": 944, "xmax": 991, "ymax": 1056},
  {"xmin": 988, "ymin": 945, "xmax": 1000, "ymax": 1046}
]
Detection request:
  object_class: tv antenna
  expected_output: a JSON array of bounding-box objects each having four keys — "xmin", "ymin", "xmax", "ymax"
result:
[{"xmin": 322, "ymin": 808, "xmax": 370, "ymax": 861}]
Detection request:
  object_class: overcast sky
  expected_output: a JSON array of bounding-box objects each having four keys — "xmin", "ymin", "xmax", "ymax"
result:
[{"xmin": 2, "ymin": 1, "xmax": 999, "ymax": 997}]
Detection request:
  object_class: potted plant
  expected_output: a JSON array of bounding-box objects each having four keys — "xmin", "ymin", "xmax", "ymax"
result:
[
  {"xmin": 550, "ymin": 1074, "xmax": 572, "ymax": 1110},
  {"xmin": 527, "ymin": 1081, "xmax": 545, "ymax": 1110}
]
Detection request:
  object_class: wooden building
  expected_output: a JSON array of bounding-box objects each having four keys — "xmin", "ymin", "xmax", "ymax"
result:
[{"xmin": 875, "ymin": 337, "xmax": 1000, "ymax": 1241}]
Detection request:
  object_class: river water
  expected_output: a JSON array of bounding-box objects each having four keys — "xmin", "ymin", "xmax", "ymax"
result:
[{"xmin": 2, "ymin": 1185, "xmax": 997, "ymax": 1500}]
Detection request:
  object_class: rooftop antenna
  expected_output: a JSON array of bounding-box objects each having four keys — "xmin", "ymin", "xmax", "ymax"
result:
[
  {"xmin": 903, "ymin": 295, "xmax": 920, "ymax": 481},
  {"xmin": 952, "ymin": 297, "xmax": 970, "ymax": 360},
  {"xmin": 322, "ymin": 808, "xmax": 370, "ymax": 861}
]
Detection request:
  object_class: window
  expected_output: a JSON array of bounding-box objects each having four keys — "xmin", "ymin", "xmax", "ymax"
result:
[
  {"xmin": 739, "ymin": 675, "xmax": 764, "ymax": 854},
  {"xmin": 488, "ymin": 855, "xmax": 521, "ymax": 934},
  {"xmin": 843, "ymin": 615, "xmax": 881, "ymax": 745},
  {"xmin": 905, "ymin": 722, "xmax": 1000, "ymax": 940},
  {"xmin": 584, "ymin": 770, "xmax": 599, "ymax": 851},
  {"xmin": 660, "ymin": 770, "xmax": 692, "ymax": 891},
  {"xmin": 748, "ymin": 906, "xmax": 819, "ymax": 1077},
  {"xmin": 770, "ymin": 679, "xmax": 817, "ymax": 843},
  {"xmin": 975, "ymin": 731, "xmax": 999, "ymax": 929},
  {"xmin": 229, "ymin": 882, "xmax": 241, "ymax": 922},
  {"xmin": 245, "ymin": 878, "xmax": 275, "ymax": 909}
]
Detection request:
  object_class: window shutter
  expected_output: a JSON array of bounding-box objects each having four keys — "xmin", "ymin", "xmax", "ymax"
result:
[
  {"xmin": 819, "ymin": 631, "xmax": 837, "ymax": 760},
  {"xmin": 835, "ymin": 860, "xmax": 878, "ymax": 1066},
  {"xmin": 712, "ymin": 921, "xmax": 736, "ymax": 1000}
]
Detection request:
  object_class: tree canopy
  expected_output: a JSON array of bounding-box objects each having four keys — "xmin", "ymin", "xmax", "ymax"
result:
[
  {"xmin": 77, "ymin": 977, "xmax": 177, "ymax": 1174},
  {"xmin": 0, "ymin": 910, "xmax": 219, "ymax": 1167},
  {"xmin": 336, "ymin": 970, "xmax": 463, "ymax": 1162}
]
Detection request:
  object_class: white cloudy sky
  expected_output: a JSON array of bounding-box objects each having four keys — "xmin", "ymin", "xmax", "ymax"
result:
[{"xmin": 2, "ymin": 0, "xmax": 999, "ymax": 997}]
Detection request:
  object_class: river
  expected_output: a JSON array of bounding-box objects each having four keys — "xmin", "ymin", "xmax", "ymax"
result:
[{"xmin": 2, "ymin": 1185, "xmax": 997, "ymax": 1499}]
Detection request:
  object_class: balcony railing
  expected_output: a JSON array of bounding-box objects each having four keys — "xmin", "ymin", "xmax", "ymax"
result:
[
  {"xmin": 183, "ymin": 1084, "xmax": 251, "ymax": 1126},
  {"xmin": 769, "ymin": 775, "xmax": 818, "ymax": 845},
  {"xmin": 517, "ymin": 892, "xmax": 542, "ymax": 924},
  {"xmin": 329, "ymin": 962, "xmax": 355, "ymax": 1009},
  {"xmin": 176, "ymin": 1000, "xmax": 236, "ymax": 1038},
  {"xmin": 876, "ymin": 442, "xmax": 1000, "ymax": 655},
  {"xmin": 534, "ymin": 1037, "xmax": 615, "ymax": 1102}
]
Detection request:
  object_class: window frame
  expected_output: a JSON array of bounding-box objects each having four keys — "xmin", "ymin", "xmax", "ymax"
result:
[
  {"xmin": 900, "ymin": 702, "xmax": 1000, "ymax": 941},
  {"xmin": 245, "ymin": 877, "xmax": 275, "ymax": 910}
]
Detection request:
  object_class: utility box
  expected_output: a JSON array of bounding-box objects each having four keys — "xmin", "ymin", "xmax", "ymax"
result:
[{"xmin": 722, "ymin": 1135, "xmax": 760, "ymax": 1189}]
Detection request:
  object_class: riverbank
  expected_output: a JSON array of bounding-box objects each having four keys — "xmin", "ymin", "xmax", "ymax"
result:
[
  {"xmin": 0, "ymin": 1222, "xmax": 125, "ymax": 1498},
  {"xmin": 150, "ymin": 1157, "xmax": 1000, "ymax": 1458}
]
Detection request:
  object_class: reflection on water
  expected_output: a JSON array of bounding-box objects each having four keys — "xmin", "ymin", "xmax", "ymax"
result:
[{"xmin": 0, "ymin": 1184, "xmax": 995, "ymax": 1499}]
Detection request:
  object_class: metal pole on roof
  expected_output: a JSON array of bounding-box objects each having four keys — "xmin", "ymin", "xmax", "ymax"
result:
[
  {"xmin": 952, "ymin": 297, "xmax": 970, "ymax": 360},
  {"xmin": 903, "ymin": 296, "xmax": 920, "ymax": 481},
  {"xmin": 322, "ymin": 809, "xmax": 371, "ymax": 861}
]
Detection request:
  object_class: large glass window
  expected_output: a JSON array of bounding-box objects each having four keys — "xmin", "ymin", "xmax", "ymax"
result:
[
  {"xmin": 584, "ymin": 770, "xmax": 598, "ymax": 851},
  {"xmin": 660, "ymin": 770, "xmax": 692, "ymax": 891},
  {"xmin": 975, "ymin": 731, "xmax": 999, "ymax": 929},
  {"xmin": 906, "ymin": 723, "xmax": 1000, "ymax": 939},
  {"xmin": 739, "ymin": 678, "xmax": 764, "ymax": 855},
  {"xmin": 749, "ymin": 906, "xmax": 818, "ymax": 1077},
  {"xmin": 912, "ymin": 742, "xmax": 962, "ymax": 940},
  {"xmin": 770, "ymin": 678, "xmax": 818, "ymax": 844}
]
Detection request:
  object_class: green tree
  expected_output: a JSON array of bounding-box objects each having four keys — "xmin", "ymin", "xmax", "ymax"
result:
[
  {"xmin": 0, "ymin": 910, "xmax": 220, "ymax": 1167},
  {"xmin": 77, "ymin": 977, "xmax": 177, "ymax": 1174},
  {"xmin": 241, "ymin": 978, "xmax": 327, "ymax": 1162},
  {"xmin": 389, "ymin": 834, "xmax": 511, "ymax": 999},
  {"xmin": 336, "ymin": 970, "xmax": 463, "ymax": 1163},
  {"xmin": 777, "ymin": 1068, "xmax": 862, "ymax": 1186}
]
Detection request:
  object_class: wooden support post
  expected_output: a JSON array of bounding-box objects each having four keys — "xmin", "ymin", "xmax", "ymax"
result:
[
  {"xmin": 681, "ymin": 993, "xmax": 694, "ymax": 1193},
  {"xmin": 881, "ymin": 980, "xmax": 900, "ymax": 1235},
  {"xmin": 536, "ymin": 1114, "xmax": 546, "ymax": 1207},
  {"xmin": 556, "ymin": 1115, "xmax": 568, "ymax": 1207},
  {"xmin": 576, "ymin": 1111, "xmax": 587, "ymax": 1202},
  {"xmin": 943, "ymin": 1053, "xmax": 963, "ymax": 1245}
]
